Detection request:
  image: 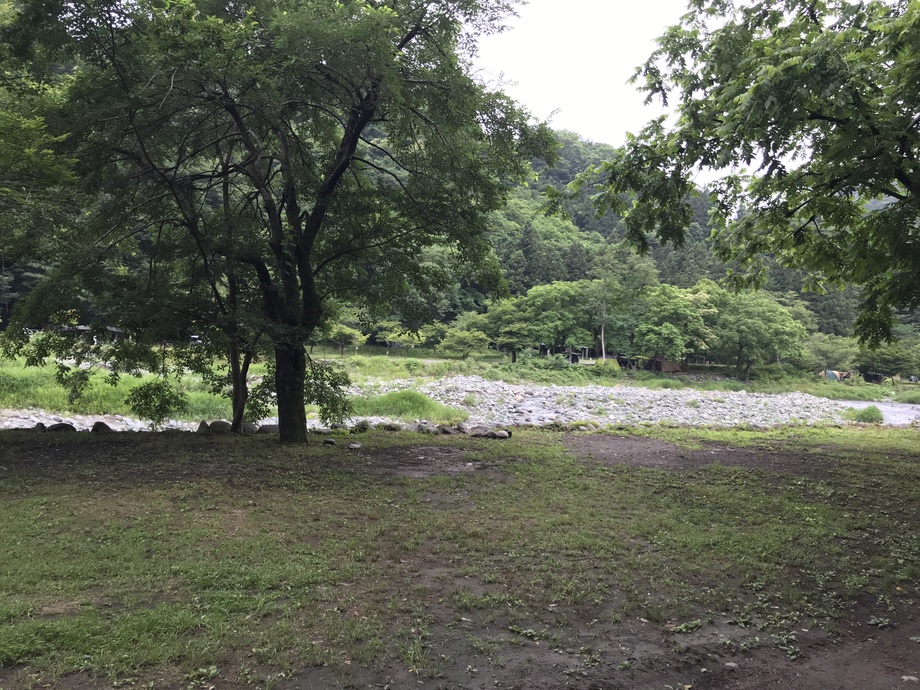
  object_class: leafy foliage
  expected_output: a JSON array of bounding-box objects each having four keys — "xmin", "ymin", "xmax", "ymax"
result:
[
  {"xmin": 438, "ymin": 327, "xmax": 490, "ymax": 359},
  {"xmin": 327, "ymin": 325, "xmax": 367, "ymax": 356},
  {"xmin": 586, "ymin": 0, "xmax": 920, "ymax": 344},
  {"xmin": 848, "ymin": 405, "xmax": 885, "ymax": 424},
  {"xmin": 303, "ymin": 359, "xmax": 351, "ymax": 427},
  {"xmin": 124, "ymin": 379, "xmax": 188, "ymax": 429}
]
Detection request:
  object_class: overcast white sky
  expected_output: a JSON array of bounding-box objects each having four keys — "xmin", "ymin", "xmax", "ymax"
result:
[{"xmin": 475, "ymin": 0, "xmax": 689, "ymax": 147}]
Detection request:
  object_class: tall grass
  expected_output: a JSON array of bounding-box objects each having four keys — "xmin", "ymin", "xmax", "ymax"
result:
[
  {"xmin": 895, "ymin": 390, "xmax": 920, "ymax": 404},
  {"xmin": 349, "ymin": 390, "xmax": 467, "ymax": 424},
  {"xmin": 0, "ymin": 359, "xmax": 232, "ymax": 420}
]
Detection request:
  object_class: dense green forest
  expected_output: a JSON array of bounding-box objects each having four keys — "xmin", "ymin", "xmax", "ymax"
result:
[{"xmin": 324, "ymin": 130, "xmax": 920, "ymax": 380}]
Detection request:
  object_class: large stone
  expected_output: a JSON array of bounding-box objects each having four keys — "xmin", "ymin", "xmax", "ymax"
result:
[
  {"xmin": 91, "ymin": 421, "xmax": 114, "ymax": 433},
  {"xmin": 197, "ymin": 420, "xmax": 210, "ymax": 433},
  {"xmin": 209, "ymin": 420, "xmax": 232, "ymax": 434},
  {"xmin": 241, "ymin": 422, "xmax": 259, "ymax": 435},
  {"xmin": 323, "ymin": 438, "xmax": 337, "ymax": 446},
  {"xmin": 32, "ymin": 422, "xmax": 46, "ymax": 432},
  {"xmin": 47, "ymin": 422, "xmax": 76, "ymax": 432},
  {"xmin": 256, "ymin": 424, "xmax": 279, "ymax": 435}
]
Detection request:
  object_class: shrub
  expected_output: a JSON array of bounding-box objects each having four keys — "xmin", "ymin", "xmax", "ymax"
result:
[
  {"xmin": 749, "ymin": 363, "xmax": 802, "ymax": 383},
  {"xmin": 846, "ymin": 405, "xmax": 885, "ymax": 424},
  {"xmin": 125, "ymin": 380, "xmax": 189, "ymax": 429},
  {"xmin": 647, "ymin": 378, "xmax": 684, "ymax": 390}
]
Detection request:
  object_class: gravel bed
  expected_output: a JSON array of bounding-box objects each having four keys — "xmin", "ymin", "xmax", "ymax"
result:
[{"xmin": 383, "ymin": 375, "xmax": 848, "ymax": 427}]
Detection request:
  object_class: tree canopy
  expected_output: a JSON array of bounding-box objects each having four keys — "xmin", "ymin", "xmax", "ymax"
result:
[
  {"xmin": 585, "ymin": 0, "xmax": 920, "ymax": 344},
  {"xmin": 5, "ymin": 0, "xmax": 553, "ymax": 440}
]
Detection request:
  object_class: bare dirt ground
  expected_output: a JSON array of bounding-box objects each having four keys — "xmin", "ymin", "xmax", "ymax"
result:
[
  {"xmin": 555, "ymin": 435, "xmax": 920, "ymax": 690},
  {"xmin": 1, "ymin": 432, "xmax": 918, "ymax": 690},
  {"xmin": 273, "ymin": 437, "xmax": 920, "ymax": 689}
]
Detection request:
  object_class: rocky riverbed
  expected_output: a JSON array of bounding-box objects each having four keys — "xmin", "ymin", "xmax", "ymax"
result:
[{"xmin": 1, "ymin": 375, "xmax": 918, "ymax": 432}]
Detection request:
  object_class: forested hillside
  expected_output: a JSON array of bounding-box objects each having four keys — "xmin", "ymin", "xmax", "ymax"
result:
[{"xmin": 433, "ymin": 130, "xmax": 919, "ymax": 379}]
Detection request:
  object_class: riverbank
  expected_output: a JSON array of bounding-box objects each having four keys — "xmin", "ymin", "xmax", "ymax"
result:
[{"xmin": 3, "ymin": 375, "xmax": 919, "ymax": 431}]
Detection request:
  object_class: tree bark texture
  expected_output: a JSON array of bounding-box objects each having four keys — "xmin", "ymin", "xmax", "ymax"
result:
[{"xmin": 274, "ymin": 342, "xmax": 308, "ymax": 443}]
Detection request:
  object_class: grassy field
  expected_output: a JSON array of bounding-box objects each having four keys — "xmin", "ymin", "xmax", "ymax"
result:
[
  {"xmin": 0, "ymin": 360, "xmax": 234, "ymax": 420},
  {"xmin": 0, "ymin": 426, "xmax": 917, "ymax": 689}
]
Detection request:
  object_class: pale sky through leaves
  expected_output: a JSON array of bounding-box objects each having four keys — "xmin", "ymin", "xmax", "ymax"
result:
[{"xmin": 475, "ymin": 0, "xmax": 689, "ymax": 147}]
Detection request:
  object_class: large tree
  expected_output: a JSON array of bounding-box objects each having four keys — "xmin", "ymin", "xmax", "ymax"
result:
[
  {"xmin": 8, "ymin": 0, "xmax": 552, "ymax": 441},
  {"xmin": 710, "ymin": 290, "xmax": 807, "ymax": 379},
  {"xmin": 585, "ymin": 0, "xmax": 920, "ymax": 344}
]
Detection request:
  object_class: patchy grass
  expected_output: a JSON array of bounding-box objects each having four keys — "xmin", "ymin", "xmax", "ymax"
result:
[
  {"xmin": 625, "ymin": 423, "xmax": 920, "ymax": 454},
  {"xmin": 894, "ymin": 389, "xmax": 920, "ymax": 404},
  {"xmin": 349, "ymin": 390, "xmax": 467, "ymax": 424},
  {"xmin": 0, "ymin": 427, "xmax": 918, "ymax": 688}
]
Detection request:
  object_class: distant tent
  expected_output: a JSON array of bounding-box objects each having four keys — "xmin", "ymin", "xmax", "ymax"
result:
[{"xmin": 823, "ymin": 370, "xmax": 842, "ymax": 381}]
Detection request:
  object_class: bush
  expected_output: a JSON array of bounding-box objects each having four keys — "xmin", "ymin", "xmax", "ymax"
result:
[
  {"xmin": 749, "ymin": 363, "xmax": 802, "ymax": 383},
  {"xmin": 698, "ymin": 379, "xmax": 748, "ymax": 392},
  {"xmin": 125, "ymin": 380, "xmax": 188, "ymax": 428},
  {"xmin": 644, "ymin": 378, "xmax": 684, "ymax": 390},
  {"xmin": 847, "ymin": 405, "xmax": 885, "ymax": 424}
]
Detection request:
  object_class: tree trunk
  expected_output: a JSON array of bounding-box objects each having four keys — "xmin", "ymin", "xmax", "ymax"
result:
[
  {"xmin": 511, "ymin": 349, "xmax": 517, "ymax": 364},
  {"xmin": 275, "ymin": 342, "xmax": 308, "ymax": 443},
  {"xmin": 230, "ymin": 373, "xmax": 248, "ymax": 433},
  {"xmin": 228, "ymin": 342, "xmax": 253, "ymax": 434},
  {"xmin": 600, "ymin": 323, "xmax": 607, "ymax": 363}
]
